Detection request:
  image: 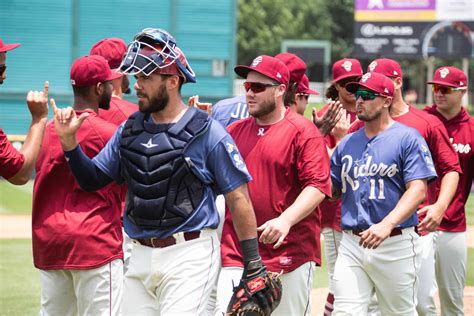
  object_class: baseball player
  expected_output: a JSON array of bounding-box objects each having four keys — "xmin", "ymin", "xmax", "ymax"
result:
[
  {"xmin": 416, "ymin": 66, "xmax": 473, "ymax": 315},
  {"xmin": 0, "ymin": 38, "xmax": 49, "ymax": 185},
  {"xmin": 211, "ymin": 95, "xmax": 248, "ymax": 127},
  {"xmin": 349, "ymin": 59, "xmax": 461, "ymax": 232},
  {"xmin": 52, "ymin": 28, "xmax": 265, "ymax": 315},
  {"xmin": 90, "ymin": 37, "xmax": 139, "ymax": 274},
  {"xmin": 293, "ymin": 74, "xmax": 319, "ymax": 115},
  {"xmin": 331, "ymin": 72, "xmax": 437, "ymax": 314},
  {"xmin": 317, "ymin": 58, "xmax": 363, "ymax": 315},
  {"xmin": 90, "ymin": 37, "xmax": 138, "ymax": 125},
  {"xmin": 32, "ymin": 55, "xmax": 125, "ymax": 315},
  {"xmin": 275, "ymin": 52, "xmax": 306, "ymax": 109},
  {"xmin": 217, "ymin": 55, "xmax": 332, "ymax": 315}
]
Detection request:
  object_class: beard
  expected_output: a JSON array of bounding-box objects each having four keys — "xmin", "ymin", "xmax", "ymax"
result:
[
  {"xmin": 138, "ymin": 81, "xmax": 169, "ymax": 114},
  {"xmin": 357, "ymin": 105, "xmax": 383, "ymax": 122},
  {"xmin": 98, "ymin": 91, "xmax": 112, "ymax": 110},
  {"xmin": 249, "ymin": 98, "xmax": 276, "ymax": 119}
]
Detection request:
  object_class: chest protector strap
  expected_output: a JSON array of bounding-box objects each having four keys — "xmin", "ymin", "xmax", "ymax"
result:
[{"xmin": 119, "ymin": 107, "xmax": 210, "ymax": 229}]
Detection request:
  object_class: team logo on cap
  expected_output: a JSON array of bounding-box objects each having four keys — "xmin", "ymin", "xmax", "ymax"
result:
[
  {"xmin": 439, "ymin": 68, "xmax": 449, "ymax": 78},
  {"xmin": 341, "ymin": 61, "xmax": 353, "ymax": 72},
  {"xmin": 368, "ymin": 61, "xmax": 377, "ymax": 72},
  {"xmin": 361, "ymin": 73, "xmax": 371, "ymax": 82},
  {"xmin": 251, "ymin": 56, "xmax": 263, "ymax": 68}
]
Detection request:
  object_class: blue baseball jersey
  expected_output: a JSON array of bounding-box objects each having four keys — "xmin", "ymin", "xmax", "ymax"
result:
[
  {"xmin": 331, "ymin": 122, "xmax": 437, "ymax": 230},
  {"xmin": 211, "ymin": 95, "xmax": 248, "ymax": 127},
  {"xmin": 93, "ymin": 116, "xmax": 251, "ymax": 239}
]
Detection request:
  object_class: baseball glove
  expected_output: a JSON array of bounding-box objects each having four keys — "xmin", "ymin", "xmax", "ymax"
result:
[{"xmin": 226, "ymin": 259, "xmax": 282, "ymax": 316}]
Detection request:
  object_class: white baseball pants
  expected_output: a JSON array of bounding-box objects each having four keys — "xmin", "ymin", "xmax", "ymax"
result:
[{"xmin": 39, "ymin": 259, "xmax": 123, "ymax": 316}]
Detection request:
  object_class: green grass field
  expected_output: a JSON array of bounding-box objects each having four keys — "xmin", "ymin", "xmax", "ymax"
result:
[{"xmin": 0, "ymin": 177, "xmax": 473, "ymax": 314}]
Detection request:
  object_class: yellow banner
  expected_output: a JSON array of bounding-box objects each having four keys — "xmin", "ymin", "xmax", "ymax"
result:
[{"xmin": 355, "ymin": 10, "xmax": 436, "ymax": 21}]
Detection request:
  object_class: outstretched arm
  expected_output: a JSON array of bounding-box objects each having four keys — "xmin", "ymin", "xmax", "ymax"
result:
[{"xmin": 7, "ymin": 82, "xmax": 49, "ymax": 185}]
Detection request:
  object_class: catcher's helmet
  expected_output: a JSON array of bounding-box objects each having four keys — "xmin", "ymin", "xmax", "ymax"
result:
[{"xmin": 118, "ymin": 28, "xmax": 196, "ymax": 83}]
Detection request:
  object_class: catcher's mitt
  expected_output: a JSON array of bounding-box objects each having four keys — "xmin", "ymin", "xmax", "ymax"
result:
[{"xmin": 226, "ymin": 260, "xmax": 282, "ymax": 316}]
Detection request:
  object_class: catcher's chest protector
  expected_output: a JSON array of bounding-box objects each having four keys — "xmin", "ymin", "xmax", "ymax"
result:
[{"xmin": 119, "ymin": 107, "xmax": 210, "ymax": 228}]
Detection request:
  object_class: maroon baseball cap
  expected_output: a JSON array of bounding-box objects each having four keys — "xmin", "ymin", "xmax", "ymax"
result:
[
  {"xmin": 297, "ymin": 75, "xmax": 319, "ymax": 95},
  {"xmin": 0, "ymin": 38, "xmax": 21, "ymax": 53},
  {"xmin": 368, "ymin": 58, "xmax": 403, "ymax": 78},
  {"xmin": 235, "ymin": 55, "xmax": 289, "ymax": 86},
  {"xmin": 274, "ymin": 53, "xmax": 306, "ymax": 84},
  {"xmin": 90, "ymin": 38, "xmax": 127, "ymax": 70},
  {"xmin": 345, "ymin": 72, "xmax": 394, "ymax": 97},
  {"xmin": 70, "ymin": 55, "xmax": 122, "ymax": 87},
  {"xmin": 332, "ymin": 58, "xmax": 363, "ymax": 83},
  {"xmin": 427, "ymin": 66, "xmax": 467, "ymax": 88}
]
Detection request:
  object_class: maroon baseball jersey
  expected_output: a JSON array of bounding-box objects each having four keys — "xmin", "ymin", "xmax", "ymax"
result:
[
  {"xmin": 348, "ymin": 106, "xmax": 461, "ymax": 211},
  {"xmin": 424, "ymin": 105, "xmax": 473, "ymax": 232},
  {"xmin": 32, "ymin": 111, "xmax": 125, "ymax": 269},
  {"xmin": 0, "ymin": 128, "xmax": 25, "ymax": 179},
  {"xmin": 318, "ymin": 105, "xmax": 357, "ymax": 230},
  {"xmin": 220, "ymin": 108, "xmax": 331, "ymax": 273},
  {"xmin": 98, "ymin": 96, "xmax": 138, "ymax": 126}
]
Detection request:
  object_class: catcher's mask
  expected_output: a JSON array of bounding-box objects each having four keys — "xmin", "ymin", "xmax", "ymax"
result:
[{"xmin": 118, "ymin": 28, "xmax": 196, "ymax": 83}]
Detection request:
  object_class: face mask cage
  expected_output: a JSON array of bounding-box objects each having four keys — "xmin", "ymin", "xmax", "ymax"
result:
[{"xmin": 118, "ymin": 28, "xmax": 196, "ymax": 83}]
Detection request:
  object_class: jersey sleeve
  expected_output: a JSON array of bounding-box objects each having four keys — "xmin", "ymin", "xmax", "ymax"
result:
[
  {"xmin": 92, "ymin": 123, "xmax": 125, "ymax": 183},
  {"xmin": 0, "ymin": 129, "xmax": 25, "ymax": 179},
  {"xmin": 426, "ymin": 121, "xmax": 462, "ymax": 176},
  {"xmin": 296, "ymin": 131, "xmax": 332, "ymax": 197},
  {"xmin": 330, "ymin": 143, "xmax": 343, "ymax": 190},
  {"xmin": 206, "ymin": 133, "xmax": 252, "ymax": 195},
  {"xmin": 402, "ymin": 132, "xmax": 437, "ymax": 184}
]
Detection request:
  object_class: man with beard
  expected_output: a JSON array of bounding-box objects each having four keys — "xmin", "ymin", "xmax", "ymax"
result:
[
  {"xmin": 51, "ymin": 28, "xmax": 263, "ymax": 315},
  {"xmin": 216, "ymin": 55, "xmax": 332, "ymax": 315},
  {"xmin": 331, "ymin": 72, "xmax": 436, "ymax": 314},
  {"xmin": 32, "ymin": 55, "xmax": 125, "ymax": 315},
  {"xmin": 0, "ymin": 38, "xmax": 49, "ymax": 185},
  {"xmin": 90, "ymin": 37, "xmax": 138, "ymax": 125}
]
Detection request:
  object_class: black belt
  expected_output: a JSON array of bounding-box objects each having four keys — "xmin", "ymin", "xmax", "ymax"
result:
[{"xmin": 136, "ymin": 231, "xmax": 201, "ymax": 248}]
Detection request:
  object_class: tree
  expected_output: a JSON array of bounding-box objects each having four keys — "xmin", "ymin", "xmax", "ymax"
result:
[{"xmin": 237, "ymin": 0, "xmax": 354, "ymax": 65}]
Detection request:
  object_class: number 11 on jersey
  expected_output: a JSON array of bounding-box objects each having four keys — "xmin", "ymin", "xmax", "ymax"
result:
[{"xmin": 369, "ymin": 179, "xmax": 385, "ymax": 200}]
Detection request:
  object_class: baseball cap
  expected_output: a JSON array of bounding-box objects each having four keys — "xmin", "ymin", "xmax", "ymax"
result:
[
  {"xmin": 345, "ymin": 72, "xmax": 394, "ymax": 97},
  {"xmin": 367, "ymin": 58, "xmax": 403, "ymax": 78},
  {"xmin": 332, "ymin": 58, "xmax": 363, "ymax": 83},
  {"xmin": 234, "ymin": 55, "xmax": 290, "ymax": 86},
  {"xmin": 274, "ymin": 53, "xmax": 306, "ymax": 84},
  {"xmin": 297, "ymin": 75, "xmax": 319, "ymax": 95},
  {"xmin": 0, "ymin": 38, "xmax": 21, "ymax": 53},
  {"xmin": 90, "ymin": 38, "xmax": 127, "ymax": 70},
  {"xmin": 427, "ymin": 66, "xmax": 467, "ymax": 88},
  {"xmin": 70, "ymin": 55, "xmax": 122, "ymax": 87}
]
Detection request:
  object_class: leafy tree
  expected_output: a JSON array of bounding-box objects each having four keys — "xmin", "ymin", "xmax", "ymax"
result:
[{"xmin": 237, "ymin": 0, "xmax": 354, "ymax": 65}]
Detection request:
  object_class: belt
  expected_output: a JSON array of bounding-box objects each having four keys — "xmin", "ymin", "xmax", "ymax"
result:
[
  {"xmin": 136, "ymin": 231, "xmax": 201, "ymax": 248},
  {"xmin": 348, "ymin": 228, "xmax": 403, "ymax": 237}
]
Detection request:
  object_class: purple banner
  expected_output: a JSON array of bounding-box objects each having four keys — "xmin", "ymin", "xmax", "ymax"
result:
[{"xmin": 356, "ymin": 0, "xmax": 435, "ymax": 11}]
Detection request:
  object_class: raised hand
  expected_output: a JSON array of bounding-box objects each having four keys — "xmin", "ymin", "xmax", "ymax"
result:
[
  {"xmin": 26, "ymin": 81, "xmax": 49, "ymax": 121},
  {"xmin": 331, "ymin": 108, "xmax": 351, "ymax": 141},
  {"xmin": 312, "ymin": 101, "xmax": 343, "ymax": 137},
  {"xmin": 51, "ymin": 99, "xmax": 89, "ymax": 151}
]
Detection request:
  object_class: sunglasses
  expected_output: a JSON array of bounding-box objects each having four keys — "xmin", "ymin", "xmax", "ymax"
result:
[
  {"xmin": 0, "ymin": 65, "xmax": 6, "ymax": 75},
  {"xmin": 355, "ymin": 90, "xmax": 380, "ymax": 101},
  {"xmin": 432, "ymin": 85, "xmax": 466, "ymax": 94},
  {"xmin": 297, "ymin": 93, "xmax": 309, "ymax": 100},
  {"xmin": 243, "ymin": 81, "xmax": 280, "ymax": 93}
]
